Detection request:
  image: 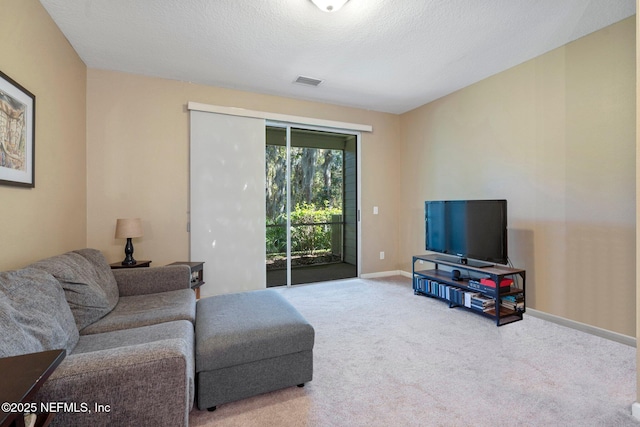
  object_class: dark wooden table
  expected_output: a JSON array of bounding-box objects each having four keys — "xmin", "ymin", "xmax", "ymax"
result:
[
  {"xmin": 0, "ymin": 349, "xmax": 66, "ymax": 427},
  {"xmin": 167, "ymin": 262, "xmax": 204, "ymax": 298},
  {"xmin": 109, "ymin": 260, "xmax": 151, "ymax": 269}
]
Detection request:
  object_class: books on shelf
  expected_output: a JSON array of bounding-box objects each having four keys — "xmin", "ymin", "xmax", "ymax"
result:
[
  {"xmin": 500, "ymin": 293, "xmax": 524, "ymax": 311},
  {"xmin": 413, "ymin": 277, "xmax": 444, "ymax": 298},
  {"xmin": 470, "ymin": 294, "xmax": 495, "ymax": 312},
  {"xmin": 414, "ymin": 276, "xmax": 489, "ymax": 309}
]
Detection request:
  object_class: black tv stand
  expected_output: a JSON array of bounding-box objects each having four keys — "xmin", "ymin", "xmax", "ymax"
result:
[
  {"xmin": 434, "ymin": 256, "xmax": 494, "ymax": 268},
  {"xmin": 413, "ymin": 254, "xmax": 526, "ymax": 326}
]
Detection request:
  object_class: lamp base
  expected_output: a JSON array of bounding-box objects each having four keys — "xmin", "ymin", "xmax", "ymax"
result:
[{"xmin": 121, "ymin": 237, "xmax": 137, "ymax": 266}]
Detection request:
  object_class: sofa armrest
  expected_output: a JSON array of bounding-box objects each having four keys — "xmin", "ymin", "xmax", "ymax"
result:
[
  {"xmin": 35, "ymin": 340, "xmax": 194, "ymax": 427},
  {"xmin": 113, "ymin": 265, "xmax": 191, "ymax": 296}
]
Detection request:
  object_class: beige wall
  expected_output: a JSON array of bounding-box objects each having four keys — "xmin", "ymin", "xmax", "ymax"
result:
[
  {"xmin": 636, "ymin": 2, "xmax": 640, "ymax": 413},
  {"xmin": 400, "ymin": 17, "xmax": 636, "ymax": 336},
  {"xmin": 86, "ymin": 69, "xmax": 401, "ymax": 274},
  {"xmin": 0, "ymin": 0, "xmax": 87, "ymax": 271}
]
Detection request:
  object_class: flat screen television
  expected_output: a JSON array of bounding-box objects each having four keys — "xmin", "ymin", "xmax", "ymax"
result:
[{"xmin": 425, "ymin": 199, "xmax": 508, "ymax": 267}]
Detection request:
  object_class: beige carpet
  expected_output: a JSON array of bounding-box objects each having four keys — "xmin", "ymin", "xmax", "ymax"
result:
[{"xmin": 189, "ymin": 276, "xmax": 638, "ymax": 426}]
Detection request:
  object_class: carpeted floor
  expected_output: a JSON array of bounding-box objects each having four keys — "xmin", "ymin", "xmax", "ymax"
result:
[{"xmin": 189, "ymin": 276, "xmax": 638, "ymax": 427}]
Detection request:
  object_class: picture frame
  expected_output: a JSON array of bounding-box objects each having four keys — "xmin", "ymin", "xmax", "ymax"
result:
[{"xmin": 0, "ymin": 70, "xmax": 35, "ymax": 188}]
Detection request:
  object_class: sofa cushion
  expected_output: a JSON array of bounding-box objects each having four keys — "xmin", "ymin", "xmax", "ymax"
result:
[
  {"xmin": 37, "ymin": 320, "xmax": 195, "ymax": 426},
  {"xmin": 72, "ymin": 320, "xmax": 195, "ymax": 410},
  {"xmin": 80, "ymin": 289, "xmax": 196, "ymax": 335},
  {"xmin": 30, "ymin": 250, "xmax": 119, "ymax": 331},
  {"xmin": 0, "ymin": 268, "xmax": 79, "ymax": 357},
  {"xmin": 73, "ymin": 248, "xmax": 119, "ymax": 302},
  {"xmin": 195, "ymin": 289, "xmax": 315, "ymax": 372},
  {"xmin": 73, "ymin": 319, "xmax": 194, "ymax": 354}
]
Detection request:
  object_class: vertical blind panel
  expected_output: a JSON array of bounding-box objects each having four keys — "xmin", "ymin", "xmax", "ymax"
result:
[{"xmin": 190, "ymin": 111, "xmax": 266, "ymax": 297}]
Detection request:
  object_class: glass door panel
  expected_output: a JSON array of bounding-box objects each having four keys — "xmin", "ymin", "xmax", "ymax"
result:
[
  {"xmin": 265, "ymin": 126, "xmax": 288, "ymax": 287},
  {"xmin": 289, "ymin": 128, "xmax": 356, "ymax": 285},
  {"xmin": 266, "ymin": 125, "xmax": 357, "ymax": 287}
]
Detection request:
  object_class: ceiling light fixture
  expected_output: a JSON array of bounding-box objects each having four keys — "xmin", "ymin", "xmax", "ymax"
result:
[{"xmin": 310, "ymin": 0, "xmax": 349, "ymax": 13}]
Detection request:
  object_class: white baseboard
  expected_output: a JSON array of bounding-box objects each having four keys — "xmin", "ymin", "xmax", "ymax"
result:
[
  {"xmin": 526, "ymin": 308, "xmax": 636, "ymax": 347},
  {"xmin": 360, "ymin": 270, "xmax": 406, "ymax": 279},
  {"xmin": 632, "ymin": 402, "xmax": 640, "ymax": 420}
]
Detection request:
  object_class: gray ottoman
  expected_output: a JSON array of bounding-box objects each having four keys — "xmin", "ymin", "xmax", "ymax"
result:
[{"xmin": 195, "ymin": 289, "xmax": 314, "ymax": 410}]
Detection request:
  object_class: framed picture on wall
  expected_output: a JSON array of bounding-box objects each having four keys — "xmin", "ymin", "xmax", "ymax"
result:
[{"xmin": 0, "ymin": 70, "xmax": 35, "ymax": 188}]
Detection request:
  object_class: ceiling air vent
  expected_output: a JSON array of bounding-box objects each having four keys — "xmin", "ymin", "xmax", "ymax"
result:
[{"xmin": 294, "ymin": 75, "xmax": 324, "ymax": 87}]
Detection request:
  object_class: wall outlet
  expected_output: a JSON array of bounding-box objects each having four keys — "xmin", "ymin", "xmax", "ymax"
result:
[
  {"xmin": 380, "ymin": 251, "xmax": 385, "ymax": 260},
  {"xmin": 373, "ymin": 206, "xmax": 379, "ymax": 215}
]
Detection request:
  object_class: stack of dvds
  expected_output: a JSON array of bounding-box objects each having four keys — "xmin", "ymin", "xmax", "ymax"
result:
[
  {"xmin": 413, "ymin": 276, "xmax": 428, "ymax": 293},
  {"xmin": 447, "ymin": 286, "xmax": 465, "ymax": 305},
  {"xmin": 470, "ymin": 294, "xmax": 495, "ymax": 312}
]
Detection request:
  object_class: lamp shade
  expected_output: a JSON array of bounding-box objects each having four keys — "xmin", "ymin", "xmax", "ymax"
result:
[
  {"xmin": 115, "ymin": 218, "xmax": 143, "ymax": 239},
  {"xmin": 311, "ymin": 0, "xmax": 348, "ymax": 12}
]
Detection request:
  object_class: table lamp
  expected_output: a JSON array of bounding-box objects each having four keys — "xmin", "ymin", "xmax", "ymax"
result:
[{"xmin": 115, "ymin": 218, "xmax": 143, "ymax": 266}]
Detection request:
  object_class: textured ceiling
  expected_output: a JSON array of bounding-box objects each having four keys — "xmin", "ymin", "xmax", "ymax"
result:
[{"xmin": 39, "ymin": 0, "xmax": 635, "ymax": 114}]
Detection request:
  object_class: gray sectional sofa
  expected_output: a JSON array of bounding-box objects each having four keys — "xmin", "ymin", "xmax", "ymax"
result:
[
  {"xmin": 0, "ymin": 248, "xmax": 196, "ymax": 427},
  {"xmin": 1, "ymin": 248, "xmax": 316, "ymax": 426}
]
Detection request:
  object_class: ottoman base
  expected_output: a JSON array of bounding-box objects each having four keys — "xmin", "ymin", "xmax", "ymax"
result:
[{"xmin": 197, "ymin": 350, "xmax": 312, "ymax": 410}]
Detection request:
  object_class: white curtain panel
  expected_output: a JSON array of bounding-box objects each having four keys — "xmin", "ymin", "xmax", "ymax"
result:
[{"xmin": 190, "ymin": 111, "xmax": 266, "ymax": 297}]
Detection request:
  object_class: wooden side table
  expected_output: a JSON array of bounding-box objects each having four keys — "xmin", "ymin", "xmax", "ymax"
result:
[
  {"xmin": 0, "ymin": 349, "xmax": 66, "ymax": 427},
  {"xmin": 109, "ymin": 260, "xmax": 151, "ymax": 269},
  {"xmin": 167, "ymin": 262, "xmax": 204, "ymax": 299}
]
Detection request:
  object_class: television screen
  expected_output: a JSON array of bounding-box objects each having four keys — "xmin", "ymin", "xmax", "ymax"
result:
[{"xmin": 425, "ymin": 199, "xmax": 507, "ymax": 266}]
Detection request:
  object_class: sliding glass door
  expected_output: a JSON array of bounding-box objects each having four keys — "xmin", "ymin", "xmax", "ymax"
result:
[
  {"xmin": 265, "ymin": 124, "xmax": 358, "ymax": 287},
  {"xmin": 265, "ymin": 126, "xmax": 288, "ymax": 287}
]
